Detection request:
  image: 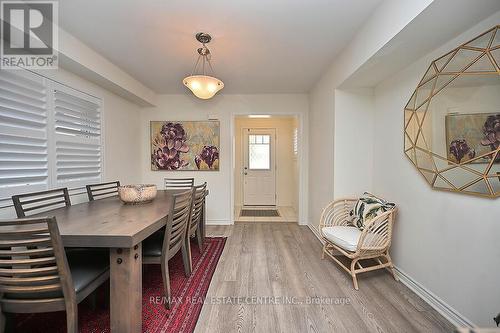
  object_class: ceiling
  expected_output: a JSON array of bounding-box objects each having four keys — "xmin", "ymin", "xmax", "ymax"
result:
[
  {"xmin": 58, "ymin": 0, "xmax": 382, "ymax": 94},
  {"xmin": 340, "ymin": 0, "xmax": 500, "ymax": 88}
]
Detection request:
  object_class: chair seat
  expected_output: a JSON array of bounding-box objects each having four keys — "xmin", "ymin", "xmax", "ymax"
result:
[
  {"xmin": 322, "ymin": 226, "xmax": 361, "ymax": 252},
  {"xmin": 67, "ymin": 248, "xmax": 109, "ymax": 294},
  {"xmin": 143, "ymin": 233, "xmax": 163, "ymax": 257},
  {"xmin": 5, "ymin": 249, "xmax": 109, "ymax": 300}
]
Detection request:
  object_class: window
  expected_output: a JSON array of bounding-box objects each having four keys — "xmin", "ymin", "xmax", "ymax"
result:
[
  {"xmin": 248, "ymin": 134, "xmax": 270, "ymax": 170},
  {"xmin": 0, "ymin": 69, "xmax": 102, "ymax": 199},
  {"xmin": 293, "ymin": 127, "xmax": 298, "ymax": 156}
]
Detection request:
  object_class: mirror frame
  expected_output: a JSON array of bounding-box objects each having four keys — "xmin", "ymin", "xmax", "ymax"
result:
[{"xmin": 404, "ymin": 25, "xmax": 500, "ymax": 198}]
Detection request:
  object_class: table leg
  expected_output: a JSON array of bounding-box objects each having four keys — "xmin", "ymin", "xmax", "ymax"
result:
[{"xmin": 110, "ymin": 243, "xmax": 142, "ymax": 333}]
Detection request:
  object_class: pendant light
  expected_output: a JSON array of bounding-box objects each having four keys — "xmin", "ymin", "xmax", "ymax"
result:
[{"xmin": 183, "ymin": 32, "xmax": 224, "ymax": 99}]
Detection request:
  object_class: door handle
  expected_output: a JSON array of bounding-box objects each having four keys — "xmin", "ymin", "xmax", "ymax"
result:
[{"xmin": 244, "ymin": 172, "xmax": 248, "ymax": 175}]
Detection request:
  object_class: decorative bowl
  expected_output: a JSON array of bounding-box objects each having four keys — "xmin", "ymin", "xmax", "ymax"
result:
[{"xmin": 118, "ymin": 184, "xmax": 157, "ymax": 204}]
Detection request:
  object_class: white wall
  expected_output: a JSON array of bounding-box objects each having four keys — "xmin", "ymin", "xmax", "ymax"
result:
[
  {"xmin": 234, "ymin": 117, "xmax": 297, "ymax": 208},
  {"xmin": 139, "ymin": 94, "xmax": 309, "ymax": 225},
  {"xmin": 372, "ymin": 13, "xmax": 500, "ymax": 327},
  {"xmin": 307, "ymin": 0, "xmax": 500, "ymax": 326},
  {"xmin": 308, "ymin": 80, "xmax": 335, "ymax": 230},
  {"xmin": 333, "ymin": 89, "xmax": 374, "ymax": 198},
  {"xmin": 0, "ymin": 67, "xmax": 143, "ymax": 218},
  {"xmin": 307, "ymin": 0, "xmax": 433, "ymax": 229}
]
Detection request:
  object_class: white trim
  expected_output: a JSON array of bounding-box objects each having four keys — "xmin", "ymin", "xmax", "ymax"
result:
[
  {"xmin": 230, "ymin": 112, "xmax": 308, "ymax": 225},
  {"xmin": 307, "ymin": 223, "xmax": 324, "ymax": 243},
  {"xmin": 206, "ymin": 219, "xmax": 232, "ymax": 225},
  {"xmin": 306, "ymin": 222, "xmax": 472, "ymax": 329},
  {"xmin": 394, "ymin": 267, "xmax": 474, "ymax": 328}
]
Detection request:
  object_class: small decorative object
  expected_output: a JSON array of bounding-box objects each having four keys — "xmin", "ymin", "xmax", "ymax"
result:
[
  {"xmin": 151, "ymin": 121, "xmax": 220, "ymax": 171},
  {"xmin": 183, "ymin": 32, "xmax": 224, "ymax": 99},
  {"xmin": 118, "ymin": 184, "xmax": 157, "ymax": 204},
  {"xmin": 403, "ymin": 25, "xmax": 500, "ymax": 198}
]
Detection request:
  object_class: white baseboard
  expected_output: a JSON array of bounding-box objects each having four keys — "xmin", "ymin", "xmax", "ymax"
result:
[
  {"xmin": 306, "ymin": 222, "xmax": 474, "ymax": 329},
  {"xmin": 206, "ymin": 219, "xmax": 232, "ymax": 225},
  {"xmin": 394, "ymin": 267, "xmax": 474, "ymax": 328},
  {"xmin": 307, "ymin": 223, "xmax": 324, "ymax": 243}
]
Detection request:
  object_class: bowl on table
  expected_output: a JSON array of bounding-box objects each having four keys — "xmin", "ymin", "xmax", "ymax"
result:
[{"xmin": 118, "ymin": 184, "xmax": 157, "ymax": 204}]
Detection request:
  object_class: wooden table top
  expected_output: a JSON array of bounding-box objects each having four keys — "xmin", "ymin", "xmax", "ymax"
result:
[{"xmin": 34, "ymin": 190, "xmax": 178, "ymax": 248}]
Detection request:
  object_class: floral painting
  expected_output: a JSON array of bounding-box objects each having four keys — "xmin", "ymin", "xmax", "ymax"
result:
[
  {"xmin": 151, "ymin": 121, "xmax": 220, "ymax": 171},
  {"xmin": 445, "ymin": 113, "xmax": 500, "ymax": 164}
]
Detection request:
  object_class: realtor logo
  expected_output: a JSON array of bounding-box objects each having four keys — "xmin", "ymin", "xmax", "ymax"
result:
[{"xmin": 1, "ymin": 0, "xmax": 58, "ymax": 69}]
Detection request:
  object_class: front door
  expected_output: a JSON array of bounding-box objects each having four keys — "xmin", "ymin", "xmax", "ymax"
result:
[{"xmin": 243, "ymin": 128, "xmax": 276, "ymax": 206}]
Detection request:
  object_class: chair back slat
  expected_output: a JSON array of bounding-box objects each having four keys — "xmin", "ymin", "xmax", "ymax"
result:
[
  {"xmin": 169, "ymin": 225, "xmax": 185, "ymax": 243},
  {"xmin": 164, "ymin": 178, "xmax": 194, "ymax": 190},
  {"xmin": 0, "ymin": 283, "xmax": 63, "ymax": 294},
  {"xmin": 0, "ymin": 275, "xmax": 60, "ymax": 285},
  {"xmin": 0, "ymin": 217, "xmax": 74, "ymax": 303},
  {"xmin": 168, "ymin": 233, "xmax": 184, "ymax": 253},
  {"xmin": 86, "ymin": 181, "xmax": 120, "ymax": 201},
  {"xmin": 12, "ymin": 189, "xmax": 71, "ymax": 218},
  {"xmin": 189, "ymin": 183, "xmax": 207, "ymax": 234}
]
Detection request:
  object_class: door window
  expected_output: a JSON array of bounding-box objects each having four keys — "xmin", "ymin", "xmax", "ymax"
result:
[{"xmin": 248, "ymin": 134, "xmax": 270, "ymax": 170}]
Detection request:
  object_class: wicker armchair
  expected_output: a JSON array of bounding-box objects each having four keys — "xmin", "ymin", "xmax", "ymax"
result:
[{"xmin": 319, "ymin": 198, "xmax": 398, "ymax": 290}]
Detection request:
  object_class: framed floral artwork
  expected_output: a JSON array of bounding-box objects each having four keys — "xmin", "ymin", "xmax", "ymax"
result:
[
  {"xmin": 445, "ymin": 113, "xmax": 500, "ymax": 164},
  {"xmin": 150, "ymin": 121, "xmax": 220, "ymax": 171}
]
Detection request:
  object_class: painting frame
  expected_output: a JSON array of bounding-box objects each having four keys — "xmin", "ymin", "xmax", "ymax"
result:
[{"xmin": 150, "ymin": 120, "xmax": 220, "ymax": 171}]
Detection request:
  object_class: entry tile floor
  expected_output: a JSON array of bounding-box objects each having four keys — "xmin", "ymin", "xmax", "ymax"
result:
[{"xmin": 234, "ymin": 206, "xmax": 297, "ymax": 223}]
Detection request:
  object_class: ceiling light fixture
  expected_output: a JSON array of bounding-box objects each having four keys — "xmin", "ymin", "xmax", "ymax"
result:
[
  {"xmin": 248, "ymin": 115, "xmax": 271, "ymax": 118},
  {"xmin": 183, "ymin": 32, "xmax": 224, "ymax": 99}
]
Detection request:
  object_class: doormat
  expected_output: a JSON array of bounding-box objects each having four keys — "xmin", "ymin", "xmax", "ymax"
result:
[{"xmin": 240, "ymin": 209, "xmax": 280, "ymax": 217}]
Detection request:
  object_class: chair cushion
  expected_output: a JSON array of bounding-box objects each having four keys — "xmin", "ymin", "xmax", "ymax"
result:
[
  {"xmin": 322, "ymin": 226, "xmax": 361, "ymax": 252},
  {"xmin": 67, "ymin": 248, "xmax": 109, "ymax": 294},
  {"xmin": 142, "ymin": 233, "xmax": 163, "ymax": 257},
  {"xmin": 4, "ymin": 248, "xmax": 109, "ymax": 300},
  {"xmin": 349, "ymin": 192, "xmax": 395, "ymax": 230}
]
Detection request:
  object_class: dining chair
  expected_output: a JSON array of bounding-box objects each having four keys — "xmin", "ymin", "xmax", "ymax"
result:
[
  {"xmin": 11, "ymin": 187, "xmax": 108, "ymax": 307},
  {"xmin": 164, "ymin": 178, "xmax": 194, "ymax": 189},
  {"xmin": 12, "ymin": 188, "xmax": 71, "ymax": 218},
  {"xmin": 142, "ymin": 189, "xmax": 193, "ymax": 309},
  {"xmin": 0, "ymin": 216, "xmax": 110, "ymax": 333},
  {"xmin": 86, "ymin": 181, "xmax": 120, "ymax": 201},
  {"xmin": 187, "ymin": 182, "xmax": 207, "ymax": 252}
]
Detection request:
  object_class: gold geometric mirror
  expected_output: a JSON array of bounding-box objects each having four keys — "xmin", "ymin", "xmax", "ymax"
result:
[{"xmin": 404, "ymin": 25, "xmax": 500, "ymax": 198}]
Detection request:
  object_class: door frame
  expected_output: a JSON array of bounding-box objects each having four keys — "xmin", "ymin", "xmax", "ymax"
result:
[
  {"xmin": 230, "ymin": 112, "xmax": 308, "ymax": 225},
  {"xmin": 241, "ymin": 127, "xmax": 277, "ymax": 207}
]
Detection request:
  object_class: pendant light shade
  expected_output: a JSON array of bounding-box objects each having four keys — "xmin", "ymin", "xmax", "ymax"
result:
[
  {"xmin": 183, "ymin": 33, "xmax": 224, "ymax": 99},
  {"xmin": 183, "ymin": 75, "xmax": 224, "ymax": 99}
]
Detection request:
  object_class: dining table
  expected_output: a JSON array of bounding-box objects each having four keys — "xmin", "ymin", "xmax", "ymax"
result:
[{"xmin": 32, "ymin": 189, "xmax": 207, "ymax": 333}]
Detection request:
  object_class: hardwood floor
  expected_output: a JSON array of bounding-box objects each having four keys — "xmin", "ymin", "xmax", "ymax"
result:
[{"xmin": 195, "ymin": 223, "xmax": 454, "ymax": 333}]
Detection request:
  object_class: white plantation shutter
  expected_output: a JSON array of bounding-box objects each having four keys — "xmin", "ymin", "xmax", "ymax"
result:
[
  {"xmin": 0, "ymin": 69, "xmax": 103, "ymax": 200},
  {"xmin": 52, "ymin": 85, "xmax": 102, "ymax": 188},
  {"xmin": 0, "ymin": 70, "xmax": 48, "ymax": 198}
]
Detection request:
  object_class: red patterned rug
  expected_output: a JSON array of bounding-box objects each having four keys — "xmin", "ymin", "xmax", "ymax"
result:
[{"xmin": 11, "ymin": 237, "xmax": 226, "ymax": 333}]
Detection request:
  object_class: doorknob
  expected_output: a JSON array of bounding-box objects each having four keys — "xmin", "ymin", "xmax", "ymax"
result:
[{"xmin": 244, "ymin": 172, "xmax": 248, "ymax": 175}]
